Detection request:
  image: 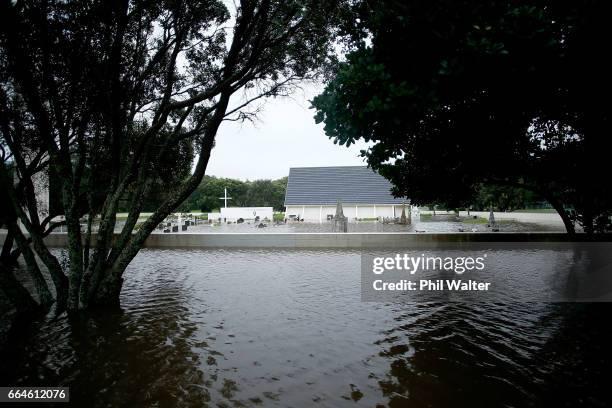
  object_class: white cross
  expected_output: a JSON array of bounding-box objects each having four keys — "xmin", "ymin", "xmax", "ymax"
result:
[{"xmin": 219, "ymin": 188, "xmax": 232, "ymax": 208}]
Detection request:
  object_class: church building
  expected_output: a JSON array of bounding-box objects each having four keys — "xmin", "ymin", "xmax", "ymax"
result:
[{"xmin": 284, "ymin": 166, "xmax": 407, "ymax": 222}]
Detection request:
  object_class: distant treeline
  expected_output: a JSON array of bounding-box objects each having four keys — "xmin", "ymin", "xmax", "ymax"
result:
[
  {"xmin": 428, "ymin": 184, "xmax": 547, "ymax": 212},
  {"xmin": 50, "ymin": 171, "xmax": 541, "ymax": 215},
  {"xmin": 177, "ymin": 178, "xmax": 540, "ymax": 214},
  {"xmin": 176, "ymin": 176, "xmax": 288, "ymax": 212},
  {"xmin": 49, "ymin": 173, "xmax": 288, "ymax": 214}
]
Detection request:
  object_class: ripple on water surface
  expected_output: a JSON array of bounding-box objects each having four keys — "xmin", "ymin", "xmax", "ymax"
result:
[{"xmin": 1, "ymin": 249, "xmax": 610, "ymax": 407}]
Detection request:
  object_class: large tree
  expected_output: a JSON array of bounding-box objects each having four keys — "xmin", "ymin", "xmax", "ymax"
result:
[
  {"xmin": 244, "ymin": 178, "xmax": 287, "ymax": 210},
  {"xmin": 1, "ymin": 0, "xmax": 342, "ymax": 311},
  {"xmin": 177, "ymin": 175, "xmax": 250, "ymax": 212},
  {"xmin": 178, "ymin": 175, "xmax": 287, "ymax": 212},
  {"xmin": 313, "ymin": 1, "xmax": 612, "ymax": 234}
]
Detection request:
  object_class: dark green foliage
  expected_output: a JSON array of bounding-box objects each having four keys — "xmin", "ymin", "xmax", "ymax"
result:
[
  {"xmin": 244, "ymin": 178, "xmax": 287, "ymax": 211},
  {"xmin": 470, "ymin": 185, "xmax": 538, "ymax": 212},
  {"xmin": 313, "ymin": 1, "xmax": 612, "ymax": 234},
  {"xmin": 177, "ymin": 176, "xmax": 287, "ymax": 212},
  {"xmin": 1, "ymin": 0, "xmax": 343, "ymax": 310}
]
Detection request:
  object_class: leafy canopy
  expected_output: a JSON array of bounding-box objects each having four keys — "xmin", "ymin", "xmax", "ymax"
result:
[
  {"xmin": 1, "ymin": 0, "xmax": 345, "ymax": 309},
  {"xmin": 313, "ymin": 1, "xmax": 612, "ymax": 233}
]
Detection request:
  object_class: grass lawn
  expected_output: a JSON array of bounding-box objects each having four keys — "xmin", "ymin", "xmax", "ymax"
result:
[
  {"xmin": 461, "ymin": 217, "xmax": 514, "ymax": 225},
  {"xmin": 461, "ymin": 217, "xmax": 488, "ymax": 224}
]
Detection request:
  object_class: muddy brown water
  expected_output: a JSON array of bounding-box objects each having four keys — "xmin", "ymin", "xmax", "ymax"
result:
[{"xmin": 1, "ymin": 248, "xmax": 609, "ymax": 407}]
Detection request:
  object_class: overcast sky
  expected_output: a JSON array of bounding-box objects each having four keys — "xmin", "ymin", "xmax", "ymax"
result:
[{"xmin": 205, "ymin": 83, "xmax": 371, "ymax": 181}]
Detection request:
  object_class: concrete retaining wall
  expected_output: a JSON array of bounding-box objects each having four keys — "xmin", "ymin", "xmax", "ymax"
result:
[
  {"xmin": 1, "ymin": 231, "xmax": 591, "ymax": 249},
  {"xmin": 3, "ymin": 229, "xmax": 604, "ymax": 250}
]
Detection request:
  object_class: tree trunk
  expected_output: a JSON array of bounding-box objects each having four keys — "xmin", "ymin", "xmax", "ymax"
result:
[
  {"xmin": 65, "ymin": 214, "xmax": 84, "ymax": 310},
  {"xmin": 85, "ymin": 92, "xmax": 233, "ymax": 308},
  {"xmin": 78, "ymin": 193, "xmax": 121, "ymax": 309},
  {"xmin": 581, "ymin": 206, "xmax": 594, "ymax": 235},
  {"xmin": 91, "ymin": 269, "xmax": 123, "ymax": 308},
  {"xmin": 546, "ymin": 195, "xmax": 575, "ymax": 235},
  {"xmin": 490, "ymin": 179, "xmax": 576, "ymax": 235},
  {"xmin": 0, "ymin": 262, "xmax": 39, "ymax": 313},
  {"xmin": 0, "ymin": 228, "xmax": 15, "ymax": 263},
  {"xmin": 8, "ymin": 223, "xmax": 54, "ymax": 307}
]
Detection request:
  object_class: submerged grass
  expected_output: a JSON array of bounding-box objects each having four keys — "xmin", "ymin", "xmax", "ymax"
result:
[
  {"xmin": 462, "ymin": 217, "xmax": 488, "ymax": 224},
  {"xmin": 462, "ymin": 217, "xmax": 514, "ymax": 225}
]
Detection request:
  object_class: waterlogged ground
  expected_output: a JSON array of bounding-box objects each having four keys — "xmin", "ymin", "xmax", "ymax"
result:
[
  {"xmin": 151, "ymin": 215, "xmax": 566, "ymax": 234},
  {"xmin": 49, "ymin": 213, "xmax": 566, "ymax": 234},
  {"xmin": 1, "ymin": 249, "xmax": 609, "ymax": 407}
]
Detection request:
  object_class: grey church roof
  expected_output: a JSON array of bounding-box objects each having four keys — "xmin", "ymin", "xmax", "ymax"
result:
[{"xmin": 284, "ymin": 166, "xmax": 405, "ymax": 206}]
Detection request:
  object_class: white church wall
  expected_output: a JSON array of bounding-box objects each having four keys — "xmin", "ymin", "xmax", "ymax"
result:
[
  {"xmin": 342, "ymin": 205, "xmax": 357, "ymax": 220},
  {"xmin": 356, "ymin": 205, "xmax": 375, "ymax": 219},
  {"xmin": 286, "ymin": 204, "xmax": 402, "ymax": 222},
  {"xmin": 322, "ymin": 206, "xmax": 336, "ymax": 221},
  {"xmin": 306, "ymin": 206, "xmax": 324, "ymax": 221},
  {"xmin": 375, "ymin": 205, "xmax": 395, "ymax": 218}
]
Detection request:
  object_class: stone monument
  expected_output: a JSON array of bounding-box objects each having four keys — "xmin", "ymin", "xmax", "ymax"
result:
[
  {"xmin": 398, "ymin": 202, "xmax": 411, "ymax": 225},
  {"xmin": 332, "ymin": 199, "xmax": 348, "ymax": 232},
  {"xmin": 488, "ymin": 208, "xmax": 496, "ymax": 227}
]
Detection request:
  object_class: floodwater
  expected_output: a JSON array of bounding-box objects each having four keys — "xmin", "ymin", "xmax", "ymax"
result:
[
  {"xmin": 151, "ymin": 215, "xmax": 566, "ymax": 234},
  {"xmin": 1, "ymin": 249, "xmax": 609, "ymax": 407}
]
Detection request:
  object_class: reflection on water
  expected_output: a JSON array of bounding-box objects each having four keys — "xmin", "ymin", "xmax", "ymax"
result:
[{"xmin": 1, "ymin": 249, "xmax": 609, "ymax": 407}]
